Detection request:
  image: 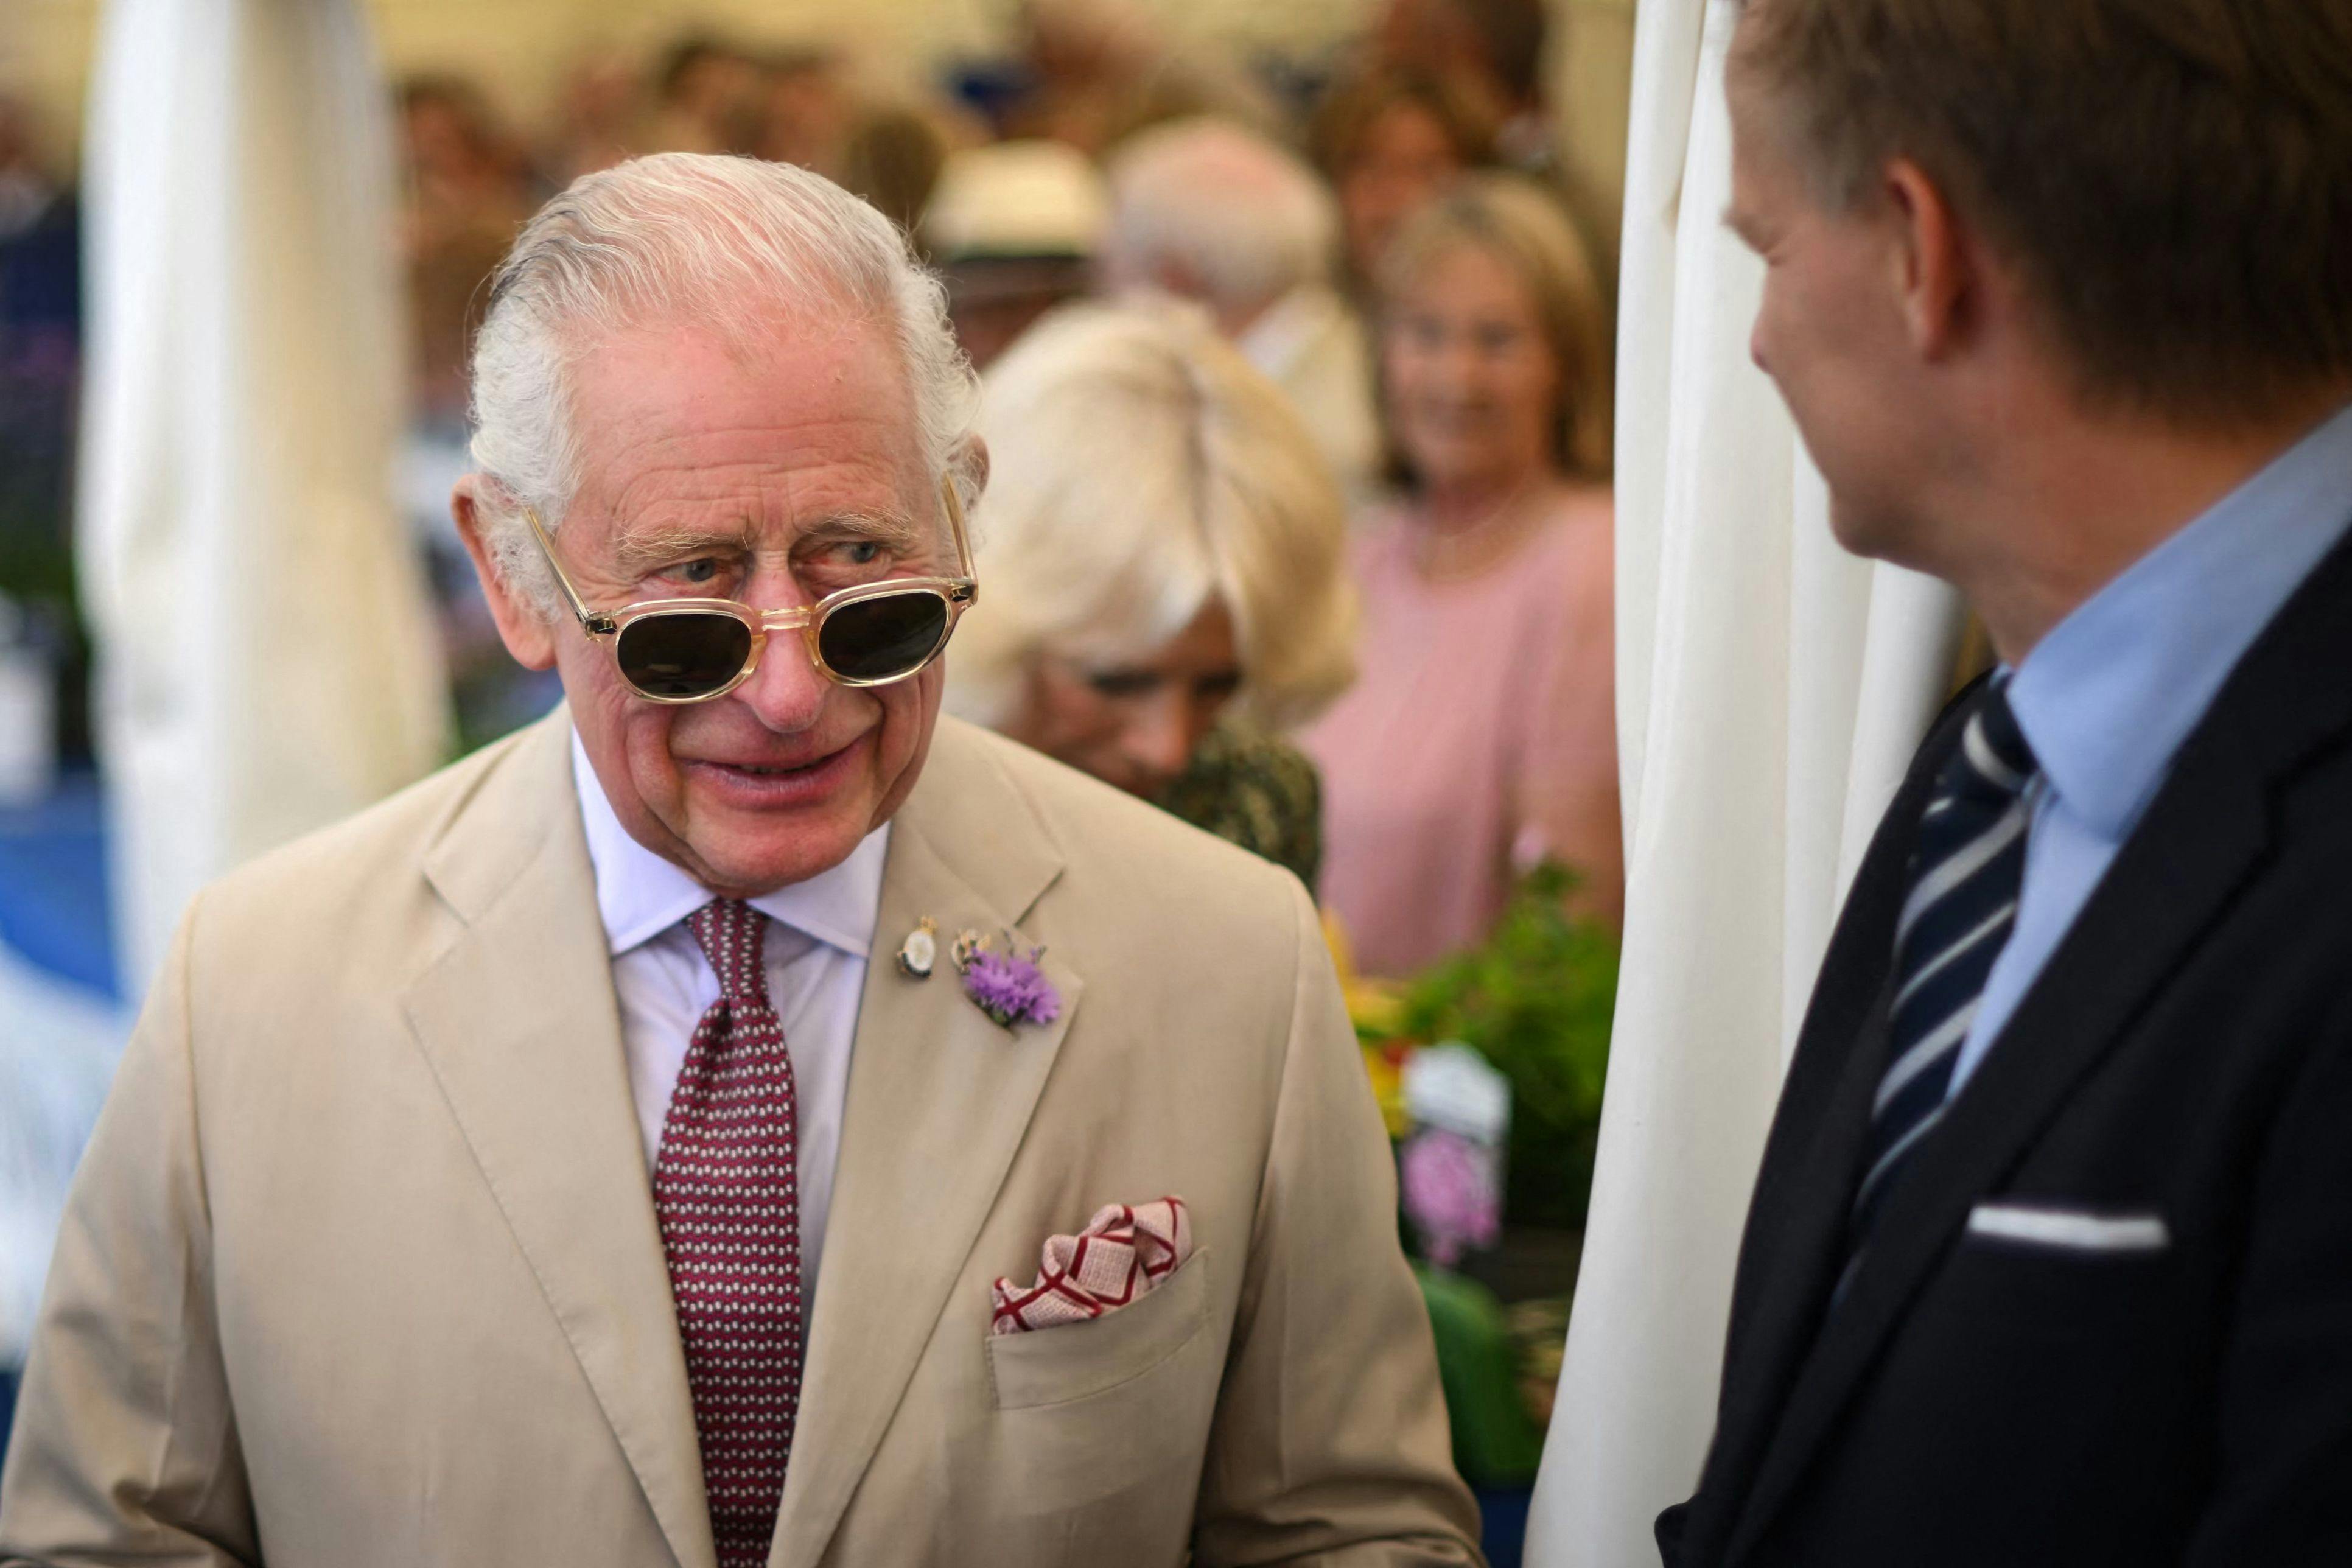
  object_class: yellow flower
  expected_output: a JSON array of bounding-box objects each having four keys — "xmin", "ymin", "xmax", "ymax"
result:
[{"xmin": 1361, "ymin": 1044, "xmax": 1410, "ymax": 1139}]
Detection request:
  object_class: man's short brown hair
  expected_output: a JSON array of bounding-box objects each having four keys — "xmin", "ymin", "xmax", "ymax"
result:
[{"xmin": 1732, "ymin": 0, "xmax": 2352, "ymax": 424}]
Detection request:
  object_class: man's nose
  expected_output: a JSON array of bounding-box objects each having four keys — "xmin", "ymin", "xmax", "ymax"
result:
[
  {"xmin": 731, "ymin": 583, "xmax": 830, "ymax": 734},
  {"xmin": 730, "ymin": 626, "xmax": 831, "ymax": 733}
]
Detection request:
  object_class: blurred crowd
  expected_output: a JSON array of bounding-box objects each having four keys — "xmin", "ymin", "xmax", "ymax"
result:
[
  {"xmin": 0, "ymin": 96, "xmax": 84, "ymax": 797},
  {"xmin": 398, "ymin": 0, "xmax": 1625, "ymax": 976}
]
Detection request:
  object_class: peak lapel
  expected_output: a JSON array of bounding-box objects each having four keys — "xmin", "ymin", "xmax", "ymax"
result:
[
  {"xmin": 401, "ymin": 713, "xmax": 713, "ymax": 1568},
  {"xmin": 769, "ymin": 722, "xmax": 1075, "ymax": 1568}
]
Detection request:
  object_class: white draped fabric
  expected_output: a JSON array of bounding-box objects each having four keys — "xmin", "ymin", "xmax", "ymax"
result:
[
  {"xmin": 1524, "ymin": 2, "xmax": 1965, "ymax": 1562},
  {"xmin": 78, "ymin": 0, "xmax": 448, "ymax": 992}
]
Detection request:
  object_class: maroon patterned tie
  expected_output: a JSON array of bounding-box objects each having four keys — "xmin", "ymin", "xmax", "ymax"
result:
[{"xmin": 655, "ymin": 898, "xmax": 804, "ymax": 1568}]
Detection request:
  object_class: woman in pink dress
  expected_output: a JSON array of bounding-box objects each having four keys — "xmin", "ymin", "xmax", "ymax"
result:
[{"xmin": 1301, "ymin": 173, "xmax": 1619, "ymax": 978}]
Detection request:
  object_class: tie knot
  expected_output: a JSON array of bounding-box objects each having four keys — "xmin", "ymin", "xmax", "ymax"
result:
[
  {"xmin": 687, "ymin": 898, "xmax": 772, "ymax": 1009},
  {"xmin": 1947, "ymin": 681, "xmax": 2039, "ymax": 805}
]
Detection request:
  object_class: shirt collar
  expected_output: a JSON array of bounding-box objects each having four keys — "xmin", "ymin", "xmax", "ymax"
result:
[
  {"xmin": 2008, "ymin": 401, "xmax": 2352, "ymax": 841},
  {"xmin": 570, "ymin": 729, "xmax": 888, "ymax": 960}
]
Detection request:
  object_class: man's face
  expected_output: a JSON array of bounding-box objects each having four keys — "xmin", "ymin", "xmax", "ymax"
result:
[
  {"xmin": 477, "ymin": 312, "xmax": 948, "ymax": 897},
  {"xmin": 1725, "ymin": 69, "xmax": 1941, "ymax": 563}
]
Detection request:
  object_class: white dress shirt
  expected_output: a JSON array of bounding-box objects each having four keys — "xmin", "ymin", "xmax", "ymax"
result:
[{"xmin": 570, "ymin": 733, "xmax": 888, "ymax": 1297}]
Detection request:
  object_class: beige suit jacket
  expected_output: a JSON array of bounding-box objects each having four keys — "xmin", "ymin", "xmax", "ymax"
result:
[{"xmin": 0, "ymin": 712, "xmax": 1479, "ymax": 1567}]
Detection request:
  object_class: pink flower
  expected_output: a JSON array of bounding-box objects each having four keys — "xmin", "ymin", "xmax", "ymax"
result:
[{"xmin": 1401, "ymin": 1129, "xmax": 1502, "ymax": 1267}]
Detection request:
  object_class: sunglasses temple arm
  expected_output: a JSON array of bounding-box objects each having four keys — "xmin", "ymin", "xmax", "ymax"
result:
[
  {"xmin": 942, "ymin": 475, "xmax": 979, "ymax": 601},
  {"xmin": 522, "ymin": 506, "xmax": 617, "ymax": 636}
]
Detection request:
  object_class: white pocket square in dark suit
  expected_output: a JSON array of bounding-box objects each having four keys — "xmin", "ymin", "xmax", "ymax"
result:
[{"xmin": 1965, "ymin": 1202, "xmax": 2171, "ymax": 1254}]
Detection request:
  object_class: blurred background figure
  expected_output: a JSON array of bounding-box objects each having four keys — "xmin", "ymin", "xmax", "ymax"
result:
[
  {"xmin": 1365, "ymin": 0, "xmax": 1618, "ymax": 303},
  {"xmin": 1373, "ymin": 0, "xmax": 1551, "ymax": 173},
  {"xmin": 394, "ymin": 75, "xmax": 547, "ymax": 749},
  {"xmin": 1003, "ymin": 0, "xmax": 1272, "ymax": 157},
  {"xmin": 831, "ymin": 99, "xmax": 952, "ymax": 240},
  {"xmin": 1311, "ymin": 66, "xmax": 1496, "ymax": 300},
  {"xmin": 0, "ymin": 91, "xmax": 80, "ymax": 729},
  {"xmin": 396, "ymin": 76, "xmax": 528, "ymax": 421},
  {"xmin": 397, "ymin": 74, "xmax": 533, "ymax": 252},
  {"xmin": 1303, "ymin": 173, "xmax": 1617, "ymax": 977},
  {"xmin": 1102, "ymin": 116, "xmax": 1382, "ymax": 504},
  {"xmin": 0, "ymin": 96, "xmax": 75, "ymax": 349},
  {"xmin": 651, "ymin": 34, "xmax": 766, "ymax": 155},
  {"xmin": 0, "ymin": 89, "xmax": 110, "ymax": 1455},
  {"xmin": 753, "ymin": 45, "xmax": 853, "ymax": 174},
  {"xmin": 547, "ymin": 48, "xmax": 653, "ymax": 184},
  {"xmin": 925, "ymin": 139, "xmax": 1107, "ymax": 369},
  {"xmin": 947, "ymin": 300, "xmax": 1356, "ymax": 887},
  {"xmin": 0, "ymin": 88, "xmax": 87, "ymax": 817}
]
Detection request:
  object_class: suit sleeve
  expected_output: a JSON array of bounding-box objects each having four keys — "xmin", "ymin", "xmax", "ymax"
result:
[
  {"xmin": 0, "ymin": 898, "xmax": 261, "ymax": 1566},
  {"xmin": 2186, "ymin": 995, "xmax": 2352, "ymax": 1564},
  {"xmin": 1190, "ymin": 875, "xmax": 1485, "ymax": 1567}
]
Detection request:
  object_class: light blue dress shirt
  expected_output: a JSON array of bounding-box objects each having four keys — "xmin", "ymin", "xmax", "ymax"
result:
[{"xmin": 1949, "ymin": 402, "xmax": 2352, "ymax": 1096}]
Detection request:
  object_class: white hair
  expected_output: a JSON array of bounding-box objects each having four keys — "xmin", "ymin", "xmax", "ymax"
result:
[
  {"xmin": 1100, "ymin": 118, "xmax": 1338, "ymax": 321},
  {"xmin": 945, "ymin": 299, "xmax": 1356, "ymax": 732},
  {"xmin": 467, "ymin": 152, "xmax": 981, "ymax": 614}
]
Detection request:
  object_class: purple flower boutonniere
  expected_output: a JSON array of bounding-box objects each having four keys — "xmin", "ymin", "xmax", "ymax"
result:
[{"xmin": 956, "ymin": 932, "xmax": 1062, "ymax": 1029}]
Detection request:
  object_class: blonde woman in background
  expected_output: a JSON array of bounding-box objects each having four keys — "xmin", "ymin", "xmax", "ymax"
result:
[
  {"xmin": 946, "ymin": 301, "xmax": 1357, "ymax": 886},
  {"xmin": 1301, "ymin": 173, "xmax": 1619, "ymax": 977}
]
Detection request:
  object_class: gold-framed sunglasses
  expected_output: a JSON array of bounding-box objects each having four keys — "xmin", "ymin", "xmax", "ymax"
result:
[{"xmin": 523, "ymin": 477, "xmax": 978, "ymax": 705}]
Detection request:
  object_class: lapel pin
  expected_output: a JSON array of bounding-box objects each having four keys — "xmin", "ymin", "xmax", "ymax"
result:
[
  {"xmin": 956, "ymin": 929, "xmax": 1063, "ymax": 1029},
  {"xmin": 896, "ymin": 917, "xmax": 939, "ymax": 979}
]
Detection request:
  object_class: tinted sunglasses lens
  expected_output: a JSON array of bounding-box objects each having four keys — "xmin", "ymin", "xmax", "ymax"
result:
[
  {"xmin": 819, "ymin": 591, "xmax": 950, "ymax": 682},
  {"xmin": 615, "ymin": 613, "xmax": 752, "ymax": 699}
]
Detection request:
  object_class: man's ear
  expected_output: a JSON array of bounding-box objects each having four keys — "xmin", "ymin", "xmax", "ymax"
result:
[
  {"xmin": 451, "ymin": 475, "xmax": 559, "ymax": 672},
  {"xmin": 957, "ymin": 433, "xmax": 990, "ymax": 502},
  {"xmin": 1881, "ymin": 156, "xmax": 1976, "ymax": 363}
]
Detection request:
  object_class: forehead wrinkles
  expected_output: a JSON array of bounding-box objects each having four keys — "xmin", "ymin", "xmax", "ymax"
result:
[
  {"xmin": 570, "ymin": 300, "xmax": 919, "ymax": 449},
  {"xmin": 597, "ymin": 427, "xmax": 917, "ymax": 517},
  {"xmin": 569, "ymin": 313, "xmax": 931, "ymax": 538}
]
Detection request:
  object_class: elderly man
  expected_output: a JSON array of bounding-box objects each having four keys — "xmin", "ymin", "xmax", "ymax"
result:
[
  {"xmin": 1101, "ymin": 118, "xmax": 1382, "ymax": 504},
  {"xmin": 0, "ymin": 156, "xmax": 1477, "ymax": 1567},
  {"xmin": 1666, "ymin": 1, "xmax": 2352, "ymax": 1564}
]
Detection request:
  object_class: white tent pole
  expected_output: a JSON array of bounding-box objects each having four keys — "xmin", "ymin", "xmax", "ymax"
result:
[
  {"xmin": 79, "ymin": 0, "xmax": 450, "ymax": 994},
  {"xmin": 1523, "ymin": 1, "xmax": 1964, "ymax": 1561}
]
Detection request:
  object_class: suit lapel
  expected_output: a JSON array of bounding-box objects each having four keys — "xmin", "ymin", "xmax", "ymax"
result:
[
  {"xmin": 769, "ymin": 721, "xmax": 1077, "ymax": 1568},
  {"xmin": 401, "ymin": 712, "xmax": 713, "ymax": 1568},
  {"xmin": 1699, "ymin": 980, "xmax": 1892, "ymax": 1538}
]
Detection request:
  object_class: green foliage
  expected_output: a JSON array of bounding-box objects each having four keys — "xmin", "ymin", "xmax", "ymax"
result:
[
  {"xmin": 1415, "ymin": 1264, "xmax": 1545, "ymax": 1488},
  {"xmin": 1391, "ymin": 863, "xmax": 1619, "ymax": 1231}
]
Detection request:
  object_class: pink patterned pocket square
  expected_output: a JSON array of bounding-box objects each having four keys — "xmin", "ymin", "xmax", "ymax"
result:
[{"xmin": 990, "ymin": 1197, "xmax": 1194, "ymax": 1335}]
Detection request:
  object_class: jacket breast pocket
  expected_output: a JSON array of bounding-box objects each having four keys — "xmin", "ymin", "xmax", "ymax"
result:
[
  {"xmin": 987, "ymin": 1247, "xmax": 1213, "ymax": 1411},
  {"xmin": 1965, "ymin": 1202, "xmax": 2171, "ymax": 1257}
]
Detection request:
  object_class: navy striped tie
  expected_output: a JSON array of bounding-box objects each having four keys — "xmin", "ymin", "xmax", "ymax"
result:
[{"xmin": 1847, "ymin": 680, "xmax": 2039, "ymax": 1265}]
